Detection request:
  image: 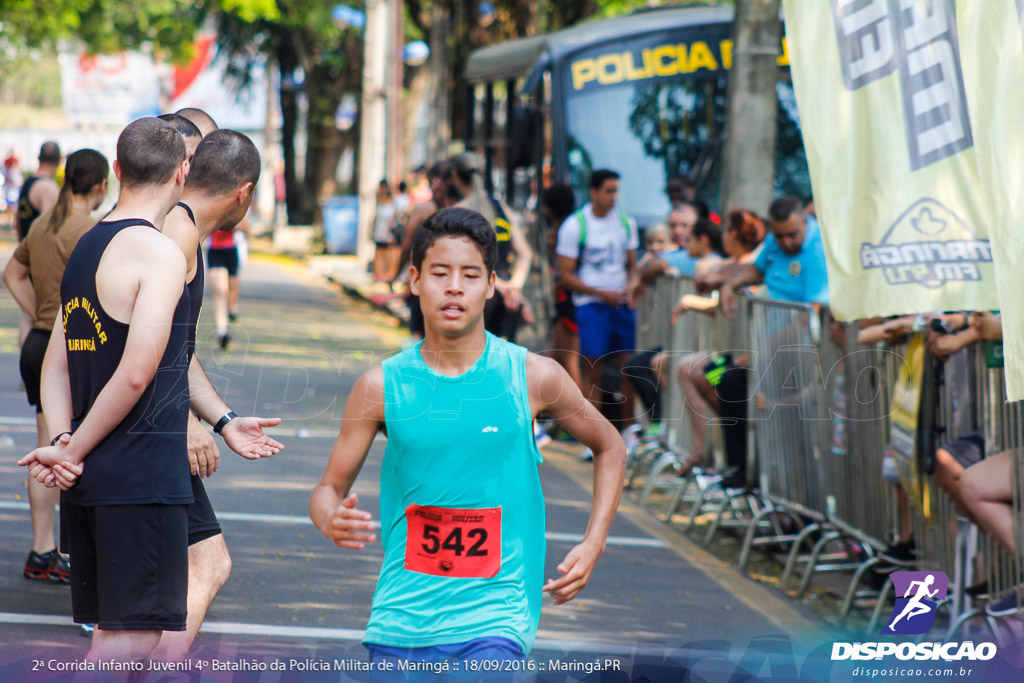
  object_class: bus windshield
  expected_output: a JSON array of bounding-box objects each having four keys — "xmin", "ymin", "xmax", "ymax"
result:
[{"xmin": 561, "ymin": 37, "xmax": 810, "ymax": 226}]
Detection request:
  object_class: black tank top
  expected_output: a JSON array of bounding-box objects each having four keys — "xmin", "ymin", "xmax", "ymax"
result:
[
  {"xmin": 61, "ymin": 219, "xmax": 193, "ymax": 506},
  {"xmin": 16, "ymin": 176, "xmax": 42, "ymax": 240},
  {"xmin": 490, "ymin": 197, "xmax": 513, "ymax": 280},
  {"xmin": 177, "ymin": 202, "xmax": 204, "ymax": 362}
]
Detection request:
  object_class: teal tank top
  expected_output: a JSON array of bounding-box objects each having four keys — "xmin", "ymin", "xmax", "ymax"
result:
[{"xmin": 364, "ymin": 332, "xmax": 546, "ymax": 652}]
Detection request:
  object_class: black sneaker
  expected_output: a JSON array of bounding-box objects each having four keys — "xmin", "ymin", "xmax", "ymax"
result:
[
  {"xmin": 47, "ymin": 551, "xmax": 71, "ymax": 583},
  {"xmin": 219, "ymin": 333, "xmax": 231, "ymax": 349},
  {"xmin": 228, "ymin": 309, "xmax": 238, "ymax": 322},
  {"xmin": 24, "ymin": 550, "xmax": 52, "ymax": 580}
]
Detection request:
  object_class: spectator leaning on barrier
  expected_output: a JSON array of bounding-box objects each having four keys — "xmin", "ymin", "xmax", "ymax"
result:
[
  {"xmin": 556, "ymin": 169, "xmax": 639, "ymax": 450},
  {"xmin": 719, "ymin": 196, "xmax": 829, "ymax": 317}
]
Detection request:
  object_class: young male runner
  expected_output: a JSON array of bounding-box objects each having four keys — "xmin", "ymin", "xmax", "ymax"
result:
[
  {"xmin": 149, "ymin": 128, "xmax": 284, "ymax": 661},
  {"xmin": 310, "ymin": 207, "xmax": 625, "ymax": 665},
  {"xmin": 19, "ymin": 118, "xmax": 193, "ymax": 662}
]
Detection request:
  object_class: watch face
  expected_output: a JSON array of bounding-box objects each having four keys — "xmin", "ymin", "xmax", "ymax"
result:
[{"xmin": 789, "ymin": 261, "xmax": 802, "ymax": 277}]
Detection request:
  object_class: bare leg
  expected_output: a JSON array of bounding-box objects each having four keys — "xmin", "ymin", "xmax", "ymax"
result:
[
  {"xmin": 28, "ymin": 412, "xmax": 58, "ymax": 554},
  {"xmin": 150, "ymin": 534, "xmax": 232, "ymax": 661},
  {"xmin": 228, "ymin": 274, "xmax": 240, "ymax": 315},
  {"xmin": 209, "ymin": 267, "xmax": 230, "ymax": 339},
  {"xmin": 88, "ymin": 629, "xmax": 161, "ymax": 663},
  {"xmin": 960, "ymin": 452, "xmax": 1015, "ymax": 554},
  {"xmin": 676, "ymin": 353, "xmax": 715, "ymax": 466},
  {"xmin": 934, "ymin": 449, "xmax": 970, "ymax": 520}
]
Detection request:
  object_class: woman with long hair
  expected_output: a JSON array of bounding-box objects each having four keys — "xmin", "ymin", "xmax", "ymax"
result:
[{"xmin": 3, "ymin": 148, "xmax": 108, "ymax": 583}]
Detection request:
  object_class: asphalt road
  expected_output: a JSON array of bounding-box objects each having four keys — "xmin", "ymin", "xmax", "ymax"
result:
[{"xmin": 0, "ymin": 249, "xmax": 845, "ymax": 682}]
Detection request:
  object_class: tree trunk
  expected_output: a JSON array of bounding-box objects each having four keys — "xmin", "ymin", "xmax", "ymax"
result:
[
  {"xmin": 277, "ymin": 32, "xmax": 301, "ymax": 225},
  {"xmin": 719, "ymin": 0, "xmax": 781, "ymax": 216}
]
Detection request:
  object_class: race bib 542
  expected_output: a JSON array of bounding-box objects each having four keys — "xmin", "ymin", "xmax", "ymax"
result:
[{"xmin": 404, "ymin": 504, "xmax": 501, "ymax": 578}]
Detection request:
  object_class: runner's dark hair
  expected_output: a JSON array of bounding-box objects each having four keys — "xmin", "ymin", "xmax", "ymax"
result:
[
  {"xmin": 116, "ymin": 118, "xmax": 185, "ymax": 189},
  {"xmin": 157, "ymin": 113, "xmax": 202, "ymax": 140},
  {"xmin": 186, "ymin": 129, "xmax": 261, "ymax": 196},
  {"xmin": 769, "ymin": 196, "xmax": 803, "ymax": 223},
  {"xmin": 541, "ymin": 183, "xmax": 576, "ymax": 225},
  {"xmin": 411, "ymin": 207, "xmax": 498, "ymax": 275},
  {"xmin": 174, "ymin": 107, "xmax": 219, "ymax": 136},
  {"xmin": 47, "ymin": 149, "xmax": 108, "ymax": 234},
  {"xmin": 38, "ymin": 141, "xmax": 61, "ymax": 165}
]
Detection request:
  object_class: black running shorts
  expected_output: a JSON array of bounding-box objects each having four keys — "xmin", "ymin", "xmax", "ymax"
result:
[
  {"xmin": 187, "ymin": 474, "xmax": 223, "ymax": 546},
  {"xmin": 19, "ymin": 328, "xmax": 50, "ymax": 413},
  {"xmin": 63, "ymin": 502, "xmax": 188, "ymax": 631},
  {"xmin": 207, "ymin": 246, "xmax": 239, "ymax": 276}
]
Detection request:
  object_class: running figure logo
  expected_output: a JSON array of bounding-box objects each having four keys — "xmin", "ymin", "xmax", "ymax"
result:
[{"xmin": 882, "ymin": 571, "xmax": 949, "ymax": 635}]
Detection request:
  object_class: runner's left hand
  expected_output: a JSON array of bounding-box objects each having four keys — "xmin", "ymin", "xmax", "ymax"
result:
[
  {"xmin": 221, "ymin": 416, "xmax": 284, "ymax": 460},
  {"xmin": 543, "ymin": 540, "xmax": 604, "ymax": 605}
]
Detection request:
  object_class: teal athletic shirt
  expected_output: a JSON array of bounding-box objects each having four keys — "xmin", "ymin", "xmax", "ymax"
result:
[{"xmin": 364, "ymin": 332, "xmax": 546, "ymax": 653}]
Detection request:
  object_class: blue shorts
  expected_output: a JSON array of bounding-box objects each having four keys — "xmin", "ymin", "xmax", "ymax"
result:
[
  {"xmin": 367, "ymin": 637, "xmax": 524, "ymax": 682},
  {"xmin": 575, "ymin": 302, "xmax": 636, "ymax": 358}
]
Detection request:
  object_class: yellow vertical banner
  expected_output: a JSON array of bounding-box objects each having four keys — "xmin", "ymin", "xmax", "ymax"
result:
[
  {"xmin": 782, "ymin": 0, "xmax": 998, "ymax": 321},
  {"xmin": 956, "ymin": 1, "xmax": 1024, "ymax": 400}
]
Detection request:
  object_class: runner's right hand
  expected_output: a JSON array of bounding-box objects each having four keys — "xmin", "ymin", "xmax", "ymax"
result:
[{"xmin": 328, "ymin": 493, "xmax": 378, "ymax": 549}]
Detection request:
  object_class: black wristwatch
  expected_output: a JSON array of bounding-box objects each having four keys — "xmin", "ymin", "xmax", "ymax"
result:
[{"xmin": 213, "ymin": 412, "xmax": 238, "ymax": 435}]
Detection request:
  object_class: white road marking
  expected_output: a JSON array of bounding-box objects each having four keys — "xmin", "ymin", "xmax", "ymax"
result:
[
  {"xmin": 0, "ymin": 501, "xmax": 666, "ymax": 547},
  {"xmin": 0, "ymin": 612, "xmax": 669, "ymax": 655}
]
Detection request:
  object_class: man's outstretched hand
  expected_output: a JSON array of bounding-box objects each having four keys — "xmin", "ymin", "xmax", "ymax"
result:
[{"xmin": 221, "ymin": 416, "xmax": 284, "ymax": 460}]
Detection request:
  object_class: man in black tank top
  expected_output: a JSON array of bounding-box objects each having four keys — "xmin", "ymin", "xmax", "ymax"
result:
[
  {"xmin": 15, "ymin": 141, "xmax": 61, "ymax": 241},
  {"xmin": 151, "ymin": 127, "xmax": 283, "ymax": 662},
  {"xmin": 19, "ymin": 118, "xmax": 194, "ymax": 663}
]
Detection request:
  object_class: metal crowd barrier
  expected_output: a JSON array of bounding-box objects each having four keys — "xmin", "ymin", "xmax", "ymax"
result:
[{"xmin": 629, "ymin": 272, "xmax": 1024, "ymax": 632}]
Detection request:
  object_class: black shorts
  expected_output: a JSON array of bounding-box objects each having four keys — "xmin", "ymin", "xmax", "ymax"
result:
[
  {"xmin": 941, "ymin": 431, "xmax": 985, "ymax": 469},
  {"xmin": 62, "ymin": 502, "xmax": 188, "ymax": 631},
  {"xmin": 207, "ymin": 246, "xmax": 239, "ymax": 276},
  {"xmin": 19, "ymin": 328, "xmax": 50, "ymax": 413},
  {"xmin": 188, "ymin": 474, "xmax": 222, "ymax": 546}
]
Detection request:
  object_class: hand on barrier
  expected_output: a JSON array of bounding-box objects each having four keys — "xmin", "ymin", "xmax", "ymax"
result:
[
  {"xmin": 327, "ymin": 492, "xmax": 378, "ymax": 549},
  {"xmin": 188, "ymin": 412, "xmax": 220, "ymax": 478},
  {"xmin": 221, "ymin": 416, "xmax": 284, "ymax": 460},
  {"xmin": 671, "ymin": 298, "xmax": 690, "ymax": 326},
  {"xmin": 720, "ymin": 286, "xmax": 738, "ymax": 319},
  {"xmin": 970, "ymin": 311, "xmax": 1003, "ymax": 341}
]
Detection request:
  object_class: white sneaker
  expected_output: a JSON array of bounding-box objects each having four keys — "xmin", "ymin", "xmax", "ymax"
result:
[
  {"xmin": 620, "ymin": 425, "xmax": 641, "ymax": 452},
  {"xmin": 578, "ymin": 447, "xmax": 594, "ymax": 461}
]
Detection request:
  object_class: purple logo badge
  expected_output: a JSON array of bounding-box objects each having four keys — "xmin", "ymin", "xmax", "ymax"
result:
[{"xmin": 882, "ymin": 571, "xmax": 949, "ymax": 635}]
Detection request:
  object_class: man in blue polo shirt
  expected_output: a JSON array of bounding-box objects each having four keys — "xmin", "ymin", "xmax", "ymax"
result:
[{"xmin": 720, "ymin": 196, "xmax": 828, "ymax": 316}]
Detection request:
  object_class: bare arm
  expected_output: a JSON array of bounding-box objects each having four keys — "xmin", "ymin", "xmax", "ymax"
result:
[
  {"xmin": 162, "ymin": 210, "xmax": 200, "ymax": 281},
  {"xmin": 637, "ymin": 255, "xmax": 669, "ymax": 285},
  {"xmin": 557, "ymin": 255, "xmax": 624, "ymax": 306},
  {"xmin": 3, "ymin": 256, "xmax": 35, "ymax": 319},
  {"xmin": 310, "ymin": 366, "xmax": 385, "ymax": 548},
  {"xmin": 528, "ymin": 354, "xmax": 624, "ymax": 604},
  {"xmin": 505, "ymin": 213, "xmax": 533, "ymax": 291}
]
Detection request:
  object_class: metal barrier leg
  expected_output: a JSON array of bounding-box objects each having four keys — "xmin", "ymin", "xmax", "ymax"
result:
[
  {"xmin": 794, "ymin": 530, "xmax": 842, "ymax": 598},
  {"xmin": 781, "ymin": 523, "xmax": 823, "ymax": 589},
  {"xmin": 945, "ymin": 608, "xmax": 984, "ymax": 642},
  {"xmin": 625, "ymin": 440, "xmax": 664, "ymax": 490},
  {"xmin": 703, "ymin": 489, "xmax": 751, "ymax": 548},
  {"xmin": 738, "ymin": 504, "xmax": 776, "ymax": 574},
  {"xmin": 867, "ymin": 579, "xmax": 895, "ymax": 636},
  {"xmin": 839, "ymin": 557, "xmax": 882, "ymax": 628},
  {"xmin": 639, "ymin": 450, "xmax": 681, "ymax": 507}
]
